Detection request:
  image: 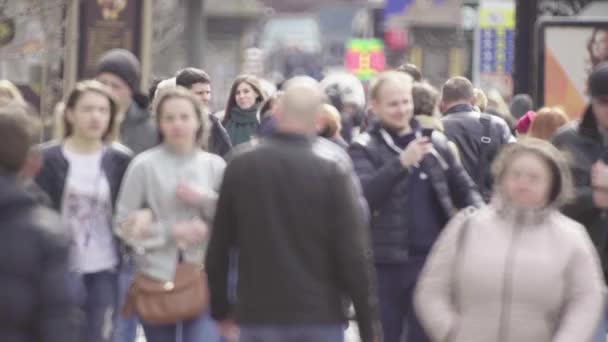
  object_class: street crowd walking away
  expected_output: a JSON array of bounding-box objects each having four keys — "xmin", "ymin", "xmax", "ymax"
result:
[{"xmin": 1, "ymin": 47, "xmax": 608, "ymax": 342}]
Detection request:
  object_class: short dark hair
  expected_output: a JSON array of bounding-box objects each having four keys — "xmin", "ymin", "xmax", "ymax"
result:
[
  {"xmin": 396, "ymin": 63, "xmax": 423, "ymax": 82},
  {"xmin": 413, "ymin": 82, "xmax": 439, "ymax": 116},
  {"xmin": 0, "ymin": 104, "xmax": 36, "ymax": 174},
  {"xmin": 441, "ymin": 77, "xmax": 475, "ymax": 104},
  {"xmin": 176, "ymin": 68, "xmax": 211, "ymax": 89}
]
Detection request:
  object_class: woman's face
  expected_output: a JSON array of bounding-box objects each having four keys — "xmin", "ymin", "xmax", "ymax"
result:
[
  {"xmin": 159, "ymin": 97, "xmax": 200, "ymax": 152},
  {"xmin": 593, "ymin": 30, "xmax": 608, "ymax": 62},
  {"xmin": 67, "ymin": 91, "xmax": 112, "ymax": 141},
  {"xmin": 502, "ymin": 152, "xmax": 553, "ymax": 209},
  {"xmin": 235, "ymin": 82, "xmax": 258, "ymax": 110}
]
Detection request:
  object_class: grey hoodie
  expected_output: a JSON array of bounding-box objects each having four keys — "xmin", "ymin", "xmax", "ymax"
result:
[{"xmin": 119, "ymin": 102, "xmax": 159, "ymax": 155}]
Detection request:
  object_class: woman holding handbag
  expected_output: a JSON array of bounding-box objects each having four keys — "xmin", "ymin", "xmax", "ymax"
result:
[
  {"xmin": 115, "ymin": 87, "xmax": 225, "ymax": 342},
  {"xmin": 414, "ymin": 138, "xmax": 605, "ymax": 342}
]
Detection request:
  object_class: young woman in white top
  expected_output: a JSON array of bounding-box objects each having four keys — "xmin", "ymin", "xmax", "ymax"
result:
[{"xmin": 36, "ymin": 80, "xmax": 132, "ymax": 342}]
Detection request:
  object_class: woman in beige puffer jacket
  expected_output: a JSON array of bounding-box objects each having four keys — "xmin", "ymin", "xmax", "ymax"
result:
[{"xmin": 414, "ymin": 138, "xmax": 605, "ymax": 342}]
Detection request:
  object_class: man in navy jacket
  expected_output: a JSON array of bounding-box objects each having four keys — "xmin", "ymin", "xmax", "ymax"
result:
[{"xmin": 349, "ymin": 71, "xmax": 482, "ymax": 342}]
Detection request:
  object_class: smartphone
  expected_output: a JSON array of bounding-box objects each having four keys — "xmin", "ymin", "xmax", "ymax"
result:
[{"xmin": 421, "ymin": 128, "xmax": 434, "ymax": 138}]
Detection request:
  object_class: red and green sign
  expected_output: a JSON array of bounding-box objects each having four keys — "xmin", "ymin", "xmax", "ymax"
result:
[{"xmin": 345, "ymin": 39, "xmax": 385, "ymax": 80}]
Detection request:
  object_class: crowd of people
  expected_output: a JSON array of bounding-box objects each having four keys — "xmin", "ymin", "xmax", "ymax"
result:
[{"xmin": 1, "ymin": 48, "xmax": 608, "ymax": 342}]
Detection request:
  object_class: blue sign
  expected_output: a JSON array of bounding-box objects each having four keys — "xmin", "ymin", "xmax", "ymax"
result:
[{"xmin": 384, "ymin": 0, "xmax": 447, "ymax": 19}]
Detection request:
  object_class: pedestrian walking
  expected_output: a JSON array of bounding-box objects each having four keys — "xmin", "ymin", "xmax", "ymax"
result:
[
  {"xmin": 528, "ymin": 107, "xmax": 569, "ymax": 141},
  {"xmin": 0, "ymin": 106, "xmax": 81, "ymax": 342},
  {"xmin": 440, "ymin": 77, "xmax": 515, "ymax": 202},
  {"xmin": 317, "ymin": 103, "xmax": 348, "ymax": 149},
  {"xmin": 206, "ymin": 77, "xmax": 382, "ymax": 342},
  {"xmin": 175, "ymin": 67, "xmax": 232, "ymax": 157},
  {"xmin": 349, "ymin": 71, "xmax": 482, "ymax": 342},
  {"xmin": 115, "ymin": 87, "xmax": 225, "ymax": 342},
  {"xmin": 415, "ymin": 138, "xmax": 604, "ymax": 342},
  {"xmin": 96, "ymin": 48, "xmax": 159, "ymax": 155},
  {"xmin": 222, "ymin": 74, "xmax": 266, "ymax": 147},
  {"xmin": 35, "ymin": 80, "xmax": 132, "ymax": 342},
  {"xmin": 553, "ymin": 61, "xmax": 608, "ymax": 342}
]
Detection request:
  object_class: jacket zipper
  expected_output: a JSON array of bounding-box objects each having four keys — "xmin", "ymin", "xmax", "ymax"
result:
[{"xmin": 497, "ymin": 223, "xmax": 522, "ymax": 342}]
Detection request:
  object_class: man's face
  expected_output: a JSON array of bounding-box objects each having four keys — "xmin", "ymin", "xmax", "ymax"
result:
[
  {"xmin": 97, "ymin": 72, "xmax": 133, "ymax": 112},
  {"xmin": 372, "ymin": 81, "xmax": 414, "ymax": 132},
  {"xmin": 190, "ymin": 82, "xmax": 211, "ymax": 108},
  {"xmin": 593, "ymin": 96, "xmax": 608, "ymax": 130}
]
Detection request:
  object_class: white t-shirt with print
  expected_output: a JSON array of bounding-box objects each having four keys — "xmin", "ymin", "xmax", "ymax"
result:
[{"xmin": 62, "ymin": 147, "xmax": 118, "ymax": 274}]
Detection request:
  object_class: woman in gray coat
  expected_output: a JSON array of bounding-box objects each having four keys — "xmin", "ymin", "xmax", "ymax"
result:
[{"xmin": 415, "ymin": 138, "xmax": 605, "ymax": 342}]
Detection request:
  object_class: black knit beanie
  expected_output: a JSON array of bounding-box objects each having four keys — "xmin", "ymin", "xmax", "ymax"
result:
[{"xmin": 95, "ymin": 49, "xmax": 141, "ymax": 92}]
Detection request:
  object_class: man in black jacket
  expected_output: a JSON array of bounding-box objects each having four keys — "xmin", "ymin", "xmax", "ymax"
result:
[
  {"xmin": 553, "ymin": 63, "xmax": 608, "ymax": 340},
  {"xmin": 206, "ymin": 77, "xmax": 381, "ymax": 342},
  {"xmin": 440, "ymin": 77, "xmax": 515, "ymax": 201},
  {"xmin": 175, "ymin": 67, "xmax": 233, "ymax": 157},
  {"xmin": 0, "ymin": 107, "xmax": 80, "ymax": 342},
  {"xmin": 349, "ymin": 71, "xmax": 482, "ymax": 342}
]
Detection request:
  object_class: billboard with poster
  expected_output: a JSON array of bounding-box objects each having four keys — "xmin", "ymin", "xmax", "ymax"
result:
[{"xmin": 536, "ymin": 19, "xmax": 608, "ymax": 119}]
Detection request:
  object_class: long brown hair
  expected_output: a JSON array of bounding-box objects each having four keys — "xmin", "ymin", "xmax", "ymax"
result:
[
  {"xmin": 153, "ymin": 86, "xmax": 210, "ymax": 151},
  {"xmin": 63, "ymin": 80, "xmax": 119, "ymax": 142},
  {"xmin": 223, "ymin": 74, "xmax": 266, "ymax": 124}
]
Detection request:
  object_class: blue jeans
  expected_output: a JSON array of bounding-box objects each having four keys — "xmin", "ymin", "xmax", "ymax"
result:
[
  {"xmin": 239, "ymin": 324, "xmax": 344, "ymax": 342},
  {"xmin": 70, "ymin": 270, "xmax": 118, "ymax": 342},
  {"xmin": 594, "ymin": 301, "xmax": 608, "ymax": 342},
  {"xmin": 376, "ymin": 258, "xmax": 429, "ymax": 342},
  {"xmin": 114, "ymin": 258, "xmax": 138, "ymax": 342},
  {"xmin": 141, "ymin": 311, "xmax": 221, "ymax": 342}
]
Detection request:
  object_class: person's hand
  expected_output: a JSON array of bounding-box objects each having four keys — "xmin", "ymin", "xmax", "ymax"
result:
[
  {"xmin": 592, "ymin": 161, "xmax": 608, "ymax": 190},
  {"xmin": 399, "ymin": 137, "xmax": 432, "ymax": 168},
  {"xmin": 593, "ymin": 189, "xmax": 608, "ymax": 209},
  {"xmin": 121, "ymin": 209, "xmax": 154, "ymax": 239},
  {"xmin": 217, "ymin": 320, "xmax": 238, "ymax": 342},
  {"xmin": 176, "ymin": 183, "xmax": 209, "ymax": 207},
  {"xmin": 173, "ymin": 218, "xmax": 209, "ymax": 248}
]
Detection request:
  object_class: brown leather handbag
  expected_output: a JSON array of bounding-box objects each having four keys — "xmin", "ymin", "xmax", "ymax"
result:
[{"xmin": 123, "ymin": 263, "xmax": 209, "ymax": 325}]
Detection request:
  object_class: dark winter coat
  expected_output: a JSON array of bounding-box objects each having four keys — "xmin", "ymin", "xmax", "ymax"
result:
[
  {"xmin": 209, "ymin": 114, "xmax": 232, "ymax": 157},
  {"xmin": 442, "ymin": 104, "xmax": 515, "ymax": 201},
  {"xmin": 553, "ymin": 105, "xmax": 608, "ymax": 280},
  {"xmin": 0, "ymin": 175, "xmax": 81, "ymax": 342},
  {"xmin": 35, "ymin": 142, "xmax": 132, "ymax": 212},
  {"xmin": 349, "ymin": 121, "xmax": 483, "ymax": 263},
  {"xmin": 120, "ymin": 101, "xmax": 159, "ymax": 155},
  {"xmin": 207, "ymin": 133, "xmax": 381, "ymax": 342}
]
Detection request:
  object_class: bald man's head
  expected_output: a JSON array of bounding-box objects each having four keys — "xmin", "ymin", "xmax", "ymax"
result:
[{"xmin": 276, "ymin": 77, "xmax": 324, "ymax": 132}]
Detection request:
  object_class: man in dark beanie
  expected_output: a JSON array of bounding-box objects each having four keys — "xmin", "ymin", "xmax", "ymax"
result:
[
  {"xmin": 553, "ymin": 61, "xmax": 608, "ymax": 341},
  {"xmin": 96, "ymin": 49, "xmax": 158, "ymax": 342},
  {"xmin": 0, "ymin": 107, "xmax": 81, "ymax": 342},
  {"xmin": 96, "ymin": 48, "xmax": 159, "ymax": 155}
]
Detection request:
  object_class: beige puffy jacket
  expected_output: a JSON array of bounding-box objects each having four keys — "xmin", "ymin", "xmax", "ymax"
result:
[{"xmin": 415, "ymin": 199, "xmax": 605, "ymax": 342}]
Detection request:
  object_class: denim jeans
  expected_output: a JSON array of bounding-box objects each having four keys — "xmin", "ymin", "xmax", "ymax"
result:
[
  {"xmin": 113, "ymin": 258, "xmax": 138, "ymax": 342},
  {"xmin": 376, "ymin": 258, "xmax": 429, "ymax": 342},
  {"xmin": 141, "ymin": 310, "xmax": 221, "ymax": 342},
  {"xmin": 239, "ymin": 324, "xmax": 344, "ymax": 342},
  {"xmin": 70, "ymin": 270, "xmax": 118, "ymax": 342},
  {"xmin": 594, "ymin": 300, "xmax": 608, "ymax": 342}
]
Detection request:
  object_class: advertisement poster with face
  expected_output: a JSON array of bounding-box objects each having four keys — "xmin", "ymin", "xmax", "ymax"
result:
[{"xmin": 538, "ymin": 19, "xmax": 608, "ymax": 119}]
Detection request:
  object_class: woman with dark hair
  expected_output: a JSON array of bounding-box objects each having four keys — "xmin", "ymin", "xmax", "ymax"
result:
[
  {"xmin": 223, "ymin": 74, "xmax": 266, "ymax": 146},
  {"xmin": 115, "ymin": 87, "xmax": 225, "ymax": 342},
  {"xmin": 415, "ymin": 138, "xmax": 604, "ymax": 342},
  {"xmin": 35, "ymin": 80, "xmax": 132, "ymax": 342}
]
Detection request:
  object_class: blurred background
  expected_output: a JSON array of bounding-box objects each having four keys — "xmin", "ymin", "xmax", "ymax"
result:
[{"xmin": 0, "ymin": 0, "xmax": 604, "ymax": 137}]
